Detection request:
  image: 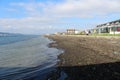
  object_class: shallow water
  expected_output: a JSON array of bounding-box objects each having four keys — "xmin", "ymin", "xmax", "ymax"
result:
[{"xmin": 0, "ymin": 35, "xmax": 61, "ymax": 80}]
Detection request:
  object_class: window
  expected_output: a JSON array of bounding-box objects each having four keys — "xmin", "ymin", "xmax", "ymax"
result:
[
  {"xmin": 101, "ymin": 27, "xmax": 109, "ymax": 33},
  {"xmin": 111, "ymin": 27, "xmax": 117, "ymax": 32}
]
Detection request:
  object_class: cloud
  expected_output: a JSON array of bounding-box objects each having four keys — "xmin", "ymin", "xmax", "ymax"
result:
[
  {"xmin": 1, "ymin": 0, "xmax": 120, "ymax": 34},
  {"xmin": 0, "ymin": 17, "xmax": 59, "ymax": 34},
  {"xmin": 5, "ymin": 8, "xmax": 18, "ymax": 12},
  {"xmin": 43, "ymin": 0, "xmax": 120, "ymax": 18},
  {"xmin": 9, "ymin": 0, "xmax": 120, "ymax": 18}
]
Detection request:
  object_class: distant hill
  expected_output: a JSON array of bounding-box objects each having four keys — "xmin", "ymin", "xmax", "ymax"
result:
[{"xmin": 0, "ymin": 32, "xmax": 23, "ymax": 37}]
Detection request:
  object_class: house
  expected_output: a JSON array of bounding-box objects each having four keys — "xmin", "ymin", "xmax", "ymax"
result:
[
  {"xmin": 67, "ymin": 29, "xmax": 76, "ymax": 35},
  {"xmin": 95, "ymin": 19, "xmax": 120, "ymax": 34}
]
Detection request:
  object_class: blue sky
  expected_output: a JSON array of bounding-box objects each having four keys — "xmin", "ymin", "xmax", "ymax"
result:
[{"xmin": 0, "ymin": 0, "xmax": 120, "ymax": 34}]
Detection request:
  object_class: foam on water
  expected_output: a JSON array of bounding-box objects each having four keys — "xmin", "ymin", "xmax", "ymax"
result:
[{"xmin": 0, "ymin": 36, "xmax": 61, "ymax": 79}]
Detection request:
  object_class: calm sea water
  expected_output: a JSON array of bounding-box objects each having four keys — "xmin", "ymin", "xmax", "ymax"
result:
[{"xmin": 0, "ymin": 35, "xmax": 61, "ymax": 80}]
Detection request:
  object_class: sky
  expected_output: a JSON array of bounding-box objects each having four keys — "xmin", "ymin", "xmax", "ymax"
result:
[{"xmin": 0, "ymin": 0, "xmax": 120, "ymax": 34}]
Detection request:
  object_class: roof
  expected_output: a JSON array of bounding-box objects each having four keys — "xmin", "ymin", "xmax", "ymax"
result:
[
  {"xmin": 67, "ymin": 29, "xmax": 75, "ymax": 31},
  {"xmin": 97, "ymin": 19, "xmax": 120, "ymax": 27}
]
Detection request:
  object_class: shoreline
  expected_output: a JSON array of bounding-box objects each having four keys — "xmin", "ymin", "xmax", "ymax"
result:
[{"xmin": 46, "ymin": 35, "xmax": 120, "ymax": 80}]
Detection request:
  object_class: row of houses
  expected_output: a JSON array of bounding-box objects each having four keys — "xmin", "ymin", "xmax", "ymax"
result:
[
  {"xmin": 78, "ymin": 19, "xmax": 120, "ymax": 35},
  {"xmin": 91, "ymin": 19, "xmax": 120, "ymax": 34},
  {"xmin": 54, "ymin": 19, "xmax": 120, "ymax": 35}
]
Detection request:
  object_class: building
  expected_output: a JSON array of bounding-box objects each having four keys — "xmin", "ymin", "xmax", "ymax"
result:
[
  {"xmin": 67, "ymin": 29, "xmax": 76, "ymax": 35},
  {"xmin": 95, "ymin": 19, "xmax": 120, "ymax": 34}
]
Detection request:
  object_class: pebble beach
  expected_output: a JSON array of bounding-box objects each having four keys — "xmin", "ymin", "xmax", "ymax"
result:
[{"xmin": 47, "ymin": 35, "xmax": 120, "ymax": 80}]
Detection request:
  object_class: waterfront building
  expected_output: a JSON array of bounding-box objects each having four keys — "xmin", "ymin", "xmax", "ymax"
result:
[
  {"xmin": 95, "ymin": 19, "xmax": 120, "ymax": 34},
  {"xmin": 67, "ymin": 29, "xmax": 76, "ymax": 35}
]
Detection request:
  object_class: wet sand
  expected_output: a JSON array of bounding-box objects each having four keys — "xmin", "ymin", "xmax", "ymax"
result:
[{"xmin": 47, "ymin": 35, "xmax": 120, "ymax": 80}]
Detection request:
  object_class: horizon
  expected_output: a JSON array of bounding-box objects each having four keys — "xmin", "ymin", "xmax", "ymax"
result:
[{"xmin": 0, "ymin": 0, "xmax": 120, "ymax": 34}]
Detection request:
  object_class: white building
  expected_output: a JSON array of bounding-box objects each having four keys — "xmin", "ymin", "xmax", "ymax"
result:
[{"xmin": 95, "ymin": 19, "xmax": 120, "ymax": 34}]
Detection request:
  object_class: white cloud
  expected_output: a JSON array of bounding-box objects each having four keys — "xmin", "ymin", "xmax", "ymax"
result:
[
  {"xmin": 43, "ymin": 0, "xmax": 120, "ymax": 18},
  {"xmin": 1, "ymin": 0, "xmax": 120, "ymax": 34},
  {"xmin": 9, "ymin": 0, "xmax": 120, "ymax": 18},
  {"xmin": 0, "ymin": 17, "xmax": 58, "ymax": 34}
]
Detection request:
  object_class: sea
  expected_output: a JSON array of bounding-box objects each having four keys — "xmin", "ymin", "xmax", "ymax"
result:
[{"xmin": 0, "ymin": 35, "xmax": 62, "ymax": 80}]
